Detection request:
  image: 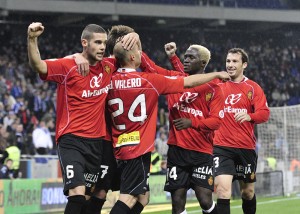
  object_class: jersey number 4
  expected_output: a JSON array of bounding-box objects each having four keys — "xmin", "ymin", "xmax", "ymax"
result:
[{"xmin": 108, "ymin": 94, "xmax": 147, "ymax": 130}]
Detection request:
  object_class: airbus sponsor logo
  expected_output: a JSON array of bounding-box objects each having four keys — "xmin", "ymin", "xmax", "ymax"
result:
[
  {"xmin": 224, "ymin": 106, "xmax": 247, "ymax": 113},
  {"xmin": 225, "ymin": 93, "xmax": 242, "ymax": 105},
  {"xmin": 90, "ymin": 73, "xmax": 103, "ymax": 88},
  {"xmin": 224, "ymin": 93, "xmax": 247, "ymax": 113},
  {"xmin": 173, "ymin": 103, "xmax": 203, "ymax": 117},
  {"xmin": 81, "ymin": 84, "xmax": 111, "ymax": 98},
  {"xmin": 179, "ymin": 92, "xmax": 198, "ymax": 103},
  {"xmin": 172, "ymin": 92, "xmax": 202, "ymax": 117}
]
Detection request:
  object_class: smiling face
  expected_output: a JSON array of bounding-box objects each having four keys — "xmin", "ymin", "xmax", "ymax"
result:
[
  {"xmin": 83, "ymin": 32, "xmax": 107, "ymax": 65},
  {"xmin": 226, "ymin": 52, "xmax": 247, "ymax": 82}
]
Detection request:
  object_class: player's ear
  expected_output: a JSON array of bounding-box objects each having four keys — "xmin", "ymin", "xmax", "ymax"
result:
[
  {"xmin": 81, "ymin": 39, "xmax": 88, "ymax": 48},
  {"xmin": 243, "ymin": 62, "xmax": 248, "ymax": 69},
  {"xmin": 130, "ymin": 53, "xmax": 135, "ymax": 61}
]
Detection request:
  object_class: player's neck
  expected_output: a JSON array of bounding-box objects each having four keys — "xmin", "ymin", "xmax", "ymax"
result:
[{"xmin": 231, "ymin": 74, "xmax": 244, "ymax": 82}]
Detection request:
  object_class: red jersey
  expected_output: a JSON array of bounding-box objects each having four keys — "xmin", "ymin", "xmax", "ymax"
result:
[
  {"xmin": 107, "ymin": 68, "xmax": 184, "ymax": 160},
  {"xmin": 213, "ymin": 78, "xmax": 270, "ymax": 149},
  {"xmin": 167, "ymin": 82, "xmax": 224, "ymax": 154},
  {"xmin": 41, "ymin": 58, "xmax": 116, "ymax": 142},
  {"xmin": 152, "ymin": 55, "xmax": 224, "ymax": 154},
  {"xmin": 168, "ymin": 55, "xmax": 270, "ymax": 150}
]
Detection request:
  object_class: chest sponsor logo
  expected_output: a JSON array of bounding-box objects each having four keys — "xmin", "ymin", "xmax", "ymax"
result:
[
  {"xmin": 173, "ymin": 92, "xmax": 203, "ymax": 117},
  {"xmin": 179, "ymin": 92, "xmax": 198, "ymax": 103},
  {"xmin": 225, "ymin": 93, "xmax": 242, "ymax": 105},
  {"xmin": 116, "ymin": 131, "xmax": 140, "ymax": 148},
  {"xmin": 90, "ymin": 73, "xmax": 103, "ymax": 88}
]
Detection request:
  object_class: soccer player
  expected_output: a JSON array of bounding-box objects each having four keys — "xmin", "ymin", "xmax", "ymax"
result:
[
  {"xmin": 83, "ymin": 25, "xmax": 137, "ymax": 214},
  {"xmin": 107, "ymin": 39, "xmax": 229, "ymax": 214},
  {"xmin": 213, "ymin": 48, "xmax": 270, "ymax": 214},
  {"xmin": 27, "ymin": 22, "xmax": 137, "ymax": 214},
  {"xmin": 168, "ymin": 47, "xmax": 270, "ymax": 214},
  {"xmin": 160, "ymin": 42, "xmax": 223, "ymax": 214}
]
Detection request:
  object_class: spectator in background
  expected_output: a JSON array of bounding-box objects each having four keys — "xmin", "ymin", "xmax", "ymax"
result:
[
  {"xmin": 15, "ymin": 124, "xmax": 26, "ymax": 154},
  {"xmin": 32, "ymin": 116, "xmax": 54, "ymax": 155},
  {"xmin": 0, "ymin": 142, "xmax": 21, "ymax": 178},
  {"xmin": 3, "ymin": 111, "xmax": 15, "ymax": 131},
  {"xmin": 155, "ymin": 131, "xmax": 168, "ymax": 159},
  {"xmin": 0, "ymin": 159, "xmax": 13, "ymax": 179},
  {"xmin": 150, "ymin": 145, "xmax": 162, "ymax": 175},
  {"xmin": 3, "ymin": 92, "xmax": 16, "ymax": 110}
]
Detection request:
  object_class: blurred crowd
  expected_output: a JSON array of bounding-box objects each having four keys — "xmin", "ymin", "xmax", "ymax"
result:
[{"xmin": 0, "ymin": 23, "xmax": 299, "ymax": 170}]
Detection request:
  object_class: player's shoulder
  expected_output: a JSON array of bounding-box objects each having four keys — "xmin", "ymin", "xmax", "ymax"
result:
[
  {"xmin": 244, "ymin": 77, "xmax": 263, "ymax": 89},
  {"xmin": 45, "ymin": 57, "xmax": 76, "ymax": 66},
  {"xmin": 102, "ymin": 57, "xmax": 116, "ymax": 66}
]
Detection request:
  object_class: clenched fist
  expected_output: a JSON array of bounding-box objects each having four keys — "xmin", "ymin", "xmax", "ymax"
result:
[
  {"xmin": 164, "ymin": 42, "xmax": 177, "ymax": 58},
  {"xmin": 28, "ymin": 22, "xmax": 45, "ymax": 39}
]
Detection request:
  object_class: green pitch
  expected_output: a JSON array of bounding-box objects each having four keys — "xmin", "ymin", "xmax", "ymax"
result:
[{"xmin": 143, "ymin": 196, "xmax": 300, "ymax": 214}]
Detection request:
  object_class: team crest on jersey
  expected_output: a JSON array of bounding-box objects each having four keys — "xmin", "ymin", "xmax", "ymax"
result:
[
  {"xmin": 250, "ymin": 172, "xmax": 256, "ymax": 180},
  {"xmin": 104, "ymin": 65, "xmax": 111, "ymax": 74},
  {"xmin": 90, "ymin": 184, "xmax": 95, "ymax": 193},
  {"xmin": 206, "ymin": 92, "xmax": 213, "ymax": 101},
  {"xmin": 208, "ymin": 176, "xmax": 213, "ymax": 186},
  {"xmin": 247, "ymin": 91, "xmax": 253, "ymax": 100}
]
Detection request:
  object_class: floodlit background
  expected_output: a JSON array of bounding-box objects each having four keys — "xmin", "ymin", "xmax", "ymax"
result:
[{"xmin": 0, "ymin": 0, "xmax": 300, "ymax": 213}]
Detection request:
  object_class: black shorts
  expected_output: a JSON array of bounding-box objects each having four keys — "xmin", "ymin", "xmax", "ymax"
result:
[
  {"xmin": 57, "ymin": 134, "xmax": 103, "ymax": 196},
  {"xmin": 164, "ymin": 145, "xmax": 214, "ymax": 192},
  {"xmin": 117, "ymin": 152, "xmax": 151, "ymax": 196},
  {"xmin": 95, "ymin": 140, "xmax": 120, "ymax": 192},
  {"xmin": 213, "ymin": 146, "xmax": 257, "ymax": 183}
]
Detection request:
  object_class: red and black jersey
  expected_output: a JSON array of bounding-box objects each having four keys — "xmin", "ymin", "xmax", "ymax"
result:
[
  {"xmin": 107, "ymin": 68, "xmax": 184, "ymax": 160},
  {"xmin": 42, "ymin": 57, "xmax": 116, "ymax": 143}
]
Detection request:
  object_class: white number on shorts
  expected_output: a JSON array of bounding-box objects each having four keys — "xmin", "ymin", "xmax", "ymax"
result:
[
  {"xmin": 214, "ymin": 157, "xmax": 220, "ymax": 168},
  {"xmin": 108, "ymin": 94, "xmax": 147, "ymax": 130},
  {"xmin": 167, "ymin": 166, "xmax": 177, "ymax": 180},
  {"xmin": 66, "ymin": 165, "xmax": 74, "ymax": 179},
  {"xmin": 100, "ymin": 165, "xmax": 109, "ymax": 178}
]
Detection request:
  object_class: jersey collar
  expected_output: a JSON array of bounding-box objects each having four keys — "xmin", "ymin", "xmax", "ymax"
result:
[{"xmin": 117, "ymin": 68, "xmax": 136, "ymax": 73}]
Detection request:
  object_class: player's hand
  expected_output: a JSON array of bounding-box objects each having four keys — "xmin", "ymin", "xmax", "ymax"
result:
[
  {"xmin": 234, "ymin": 112, "xmax": 251, "ymax": 123},
  {"xmin": 73, "ymin": 53, "xmax": 89, "ymax": 76},
  {"xmin": 28, "ymin": 22, "xmax": 44, "ymax": 39},
  {"xmin": 217, "ymin": 71, "xmax": 230, "ymax": 81},
  {"xmin": 164, "ymin": 42, "xmax": 177, "ymax": 58},
  {"xmin": 122, "ymin": 32, "xmax": 139, "ymax": 50},
  {"xmin": 173, "ymin": 118, "xmax": 192, "ymax": 130}
]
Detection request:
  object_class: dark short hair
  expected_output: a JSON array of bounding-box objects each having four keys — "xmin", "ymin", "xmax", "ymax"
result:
[
  {"xmin": 228, "ymin": 48, "xmax": 249, "ymax": 64},
  {"xmin": 106, "ymin": 25, "xmax": 135, "ymax": 55},
  {"xmin": 81, "ymin": 24, "xmax": 107, "ymax": 41}
]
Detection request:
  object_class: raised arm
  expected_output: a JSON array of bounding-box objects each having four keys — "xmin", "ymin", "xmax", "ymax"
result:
[
  {"xmin": 183, "ymin": 72, "xmax": 229, "ymax": 88},
  {"xmin": 165, "ymin": 42, "xmax": 184, "ymax": 73},
  {"xmin": 140, "ymin": 52, "xmax": 185, "ymax": 76},
  {"xmin": 27, "ymin": 22, "xmax": 47, "ymax": 74}
]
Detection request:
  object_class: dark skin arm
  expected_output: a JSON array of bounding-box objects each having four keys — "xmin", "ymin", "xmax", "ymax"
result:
[{"xmin": 173, "ymin": 118, "xmax": 192, "ymax": 130}]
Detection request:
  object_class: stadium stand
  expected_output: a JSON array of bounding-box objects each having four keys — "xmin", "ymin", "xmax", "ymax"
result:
[{"xmin": 0, "ymin": 0, "xmax": 299, "ymax": 200}]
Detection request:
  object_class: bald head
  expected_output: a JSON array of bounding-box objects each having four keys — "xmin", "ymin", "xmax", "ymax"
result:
[{"xmin": 113, "ymin": 40, "xmax": 141, "ymax": 68}]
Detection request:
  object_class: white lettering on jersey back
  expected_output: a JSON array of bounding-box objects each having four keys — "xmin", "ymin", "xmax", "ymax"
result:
[{"xmin": 115, "ymin": 78, "xmax": 141, "ymax": 89}]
